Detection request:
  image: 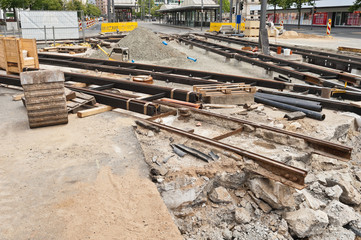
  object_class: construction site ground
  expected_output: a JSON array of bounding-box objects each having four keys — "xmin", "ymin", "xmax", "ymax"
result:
[{"xmin": 1, "ymin": 23, "xmax": 361, "ymax": 240}]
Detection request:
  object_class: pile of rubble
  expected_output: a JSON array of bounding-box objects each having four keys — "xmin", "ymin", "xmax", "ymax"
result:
[
  {"xmin": 114, "ymin": 27, "xmax": 185, "ymax": 62},
  {"xmin": 135, "ymin": 105, "xmax": 361, "ymax": 240}
]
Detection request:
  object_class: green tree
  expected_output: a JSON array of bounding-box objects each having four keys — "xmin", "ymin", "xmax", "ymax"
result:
[
  {"xmin": 0, "ymin": 0, "xmax": 30, "ymax": 20},
  {"xmin": 349, "ymin": 0, "xmax": 361, "ymax": 11},
  {"xmin": 151, "ymin": 4, "xmax": 162, "ymax": 18},
  {"xmin": 29, "ymin": 0, "xmax": 64, "ymax": 10},
  {"xmin": 137, "ymin": 0, "xmax": 155, "ymax": 18},
  {"xmin": 217, "ymin": 0, "xmax": 230, "ymax": 13},
  {"xmin": 86, "ymin": 3, "xmax": 101, "ymax": 17},
  {"xmin": 280, "ymin": 0, "xmax": 314, "ymax": 28}
]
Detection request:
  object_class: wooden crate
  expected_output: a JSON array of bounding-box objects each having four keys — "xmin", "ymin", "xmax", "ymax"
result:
[
  {"xmin": 245, "ymin": 21, "xmax": 260, "ymax": 29},
  {"xmin": 3, "ymin": 38, "xmax": 39, "ymax": 74},
  {"xmin": 244, "ymin": 28, "xmax": 259, "ymax": 37},
  {"xmin": 0, "ymin": 37, "xmax": 8, "ymax": 70}
]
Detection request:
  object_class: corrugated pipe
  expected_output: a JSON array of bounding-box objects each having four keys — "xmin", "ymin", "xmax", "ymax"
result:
[
  {"xmin": 255, "ymin": 96, "xmax": 325, "ymax": 121},
  {"xmin": 256, "ymin": 92, "xmax": 322, "ymax": 112}
]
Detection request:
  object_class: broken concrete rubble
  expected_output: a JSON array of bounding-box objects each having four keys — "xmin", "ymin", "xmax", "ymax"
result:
[
  {"xmin": 235, "ymin": 207, "xmax": 252, "ymax": 224},
  {"xmin": 284, "ymin": 208, "xmax": 329, "ymax": 238},
  {"xmin": 284, "ymin": 111, "xmax": 306, "ymax": 120},
  {"xmin": 324, "ymin": 200, "xmax": 359, "ymax": 227},
  {"xmin": 309, "ymin": 226, "xmax": 356, "ymax": 240},
  {"xmin": 248, "ymin": 177, "xmax": 296, "ymax": 210},
  {"xmin": 209, "ymin": 186, "xmax": 233, "ymax": 204},
  {"xmin": 326, "ymin": 172, "xmax": 361, "ymax": 205}
]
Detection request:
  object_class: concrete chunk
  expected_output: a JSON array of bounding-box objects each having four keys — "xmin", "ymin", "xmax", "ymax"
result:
[
  {"xmin": 284, "ymin": 208, "xmax": 329, "ymax": 238},
  {"xmin": 284, "ymin": 111, "xmax": 306, "ymax": 120}
]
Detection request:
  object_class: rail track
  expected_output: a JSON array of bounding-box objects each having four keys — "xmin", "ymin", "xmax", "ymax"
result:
[
  {"xmin": 177, "ymin": 36, "xmax": 361, "ymax": 90},
  {"xmin": 38, "ymin": 53, "xmax": 361, "ymax": 102},
  {"xmin": 0, "ymin": 70, "xmax": 354, "ymax": 189},
  {"xmin": 196, "ymin": 33, "xmax": 361, "ymax": 73}
]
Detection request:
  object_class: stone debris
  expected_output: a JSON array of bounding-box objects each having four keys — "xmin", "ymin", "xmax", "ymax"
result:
[
  {"xmin": 235, "ymin": 207, "xmax": 252, "ymax": 224},
  {"xmin": 284, "ymin": 111, "xmax": 307, "ymax": 120},
  {"xmin": 209, "ymin": 186, "xmax": 233, "ymax": 204},
  {"xmin": 324, "ymin": 200, "xmax": 359, "ymax": 227},
  {"xmin": 248, "ymin": 178, "xmax": 296, "ymax": 209},
  {"xmin": 284, "ymin": 208, "xmax": 329, "ymax": 238},
  {"xmin": 325, "ymin": 185, "xmax": 343, "ymax": 200},
  {"xmin": 309, "ymin": 226, "xmax": 356, "ymax": 240}
]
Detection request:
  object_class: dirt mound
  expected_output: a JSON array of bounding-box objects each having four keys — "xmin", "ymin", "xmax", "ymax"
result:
[
  {"xmin": 279, "ymin": 31, "xmax": 333, "ymax": 39},
  {"xmin": 114, "ymin": 27, "xmax": 184, "ymax": 61}
]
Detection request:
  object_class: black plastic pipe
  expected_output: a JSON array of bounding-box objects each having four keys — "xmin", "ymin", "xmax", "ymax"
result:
[
  {"xmin": 255, "ymin": 92, "xmax": 322, "ymax": 112},
  {"xmin": 255, "ymin": 96, "xmax": 325, "ymax": 121}
]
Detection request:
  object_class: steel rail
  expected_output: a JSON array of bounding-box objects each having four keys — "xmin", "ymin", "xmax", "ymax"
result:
[
  {"xmin": 67, "ymin": 86, "xmax": 160, "ymax": 116},
  {"xmin": 142, "ymin": 118, "xmax": 307, "ymax": 189},
  {"xmin": 179, "ymin": 37, "xmax": 361, "ymax": 88},
  {"xmin": 180, "ymin": 107, "xmax": 352, "ymax": 161},
  {"xmin": 199, "ymin": 33, "xmax": 361, "ymax": 72},
  {"xmin": 37, "ymin": 53, "xmax": 361, "ymax": 101},
  {"xmin": 64, "ymin": 72, "xmax": 201, "ymax": 103},
  {"xmin": 0, "ymin": 73, "xmax": 352, "ymax": 160},
  {"xmin": 38, "ymin": 53, "xmax": 286, "ymax": 89}
]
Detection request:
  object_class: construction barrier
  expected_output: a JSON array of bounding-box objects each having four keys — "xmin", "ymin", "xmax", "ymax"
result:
[
  {"xmin": 209, "ymin": 22, "xmax": 245, "ymax": 32},
  {"xmin": 326, "ymin": 19, "xmax": 332, "ymax": 36},
  {"xmin": 101, "ymin": 22, "xmax": 138, "ymax": 33},
  {"xmin": 79, "ymin": 18, "xmax": 99, "ymax": 31}
]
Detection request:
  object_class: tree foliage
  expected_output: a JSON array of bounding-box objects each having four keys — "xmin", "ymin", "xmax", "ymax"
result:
[
  {"xmin": 349, "ymin": 0, "xmax": 361, "ymax": 11},
  {"xmin": 217, "ymin": 0, "xmax": 230, "ymax": 13},
  {"xmin": 1, "ymin": 0, "xmax": 102, "ymax": 17},
  {"xmin": 30, "ymin": 0, "xmax": 63, "ymax": 10}
]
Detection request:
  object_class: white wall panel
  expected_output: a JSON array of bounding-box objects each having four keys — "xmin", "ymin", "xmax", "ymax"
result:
[{"xmin": 20, "ymin": 11, "xmax": 79, "ymax": 40}]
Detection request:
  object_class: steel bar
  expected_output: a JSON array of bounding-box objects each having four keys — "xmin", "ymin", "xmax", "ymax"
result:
[
  {"xmin": 213, "ymin": 127, "xmax": 244, "ymax": 140},
  {"xmin": 200, "ymin": 33, "xmax": 361, "ymax": 72},
  {"xmin": 36, "ymin": 54, "xmax": 361, "ymax": 101},
  {"xmin": 183, "ymin": 107, "xmax": 352, "ymax": 160},
  {"xmin": 255, "ymin": 96, "xmax": 326, "ymax": 120},
  {"xmin": 181, "ymin": 37, "xmax": 361, "ymax": 87},
  {"xmin": 1, "ymin": 72, "xmax": 351, "ymax": 160},
  {"xmin": 38, "ymin": 54, "xmax": 361, "ymax": 101},
  {"xmin": 38, "ymin": 53, "xmax": 287, "ymax": 89},
  {"xmin": 64, "ymin": 72, "xmax": 200, "ymax": 103},
  {"xmin": 67, "ymin": 86, "xmax": 160, "ymax": 116},
  {"xmin": 255, "ymin": 92, "xmax": 322, "ymax": 112},
  {"xmin": 142, "ymin": 119, "xmax": 307, "ymax": 189}
]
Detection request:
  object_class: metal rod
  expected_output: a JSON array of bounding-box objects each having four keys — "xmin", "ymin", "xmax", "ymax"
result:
[
  {"xmin": 143, "ymin": 119, "xmax": 307, "ymax": 189},
  {"xmin": 44, "ymin": 25, "xmax": 47, "ymax": 46},
  {"xmin": 52, "ymin": 26, "xmax": 55, "ymax": 46}
]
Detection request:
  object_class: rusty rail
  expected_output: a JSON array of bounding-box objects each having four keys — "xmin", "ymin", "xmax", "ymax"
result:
[{"xmin": 142, "ymin": 119, "xmax": 307, "ymax": 189}]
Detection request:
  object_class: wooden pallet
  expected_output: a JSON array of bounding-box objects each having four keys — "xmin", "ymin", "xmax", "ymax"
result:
[
  {"xmin": 57, "ymin": 46, "xmax": 87, "ymax": 53},
  {"xmin": 67, "ymin": 92, "xmax": 96, "ymax": 113},
  {"xmin": 193, "ymin": 83, "xmax": 256, "ymax": 104}
]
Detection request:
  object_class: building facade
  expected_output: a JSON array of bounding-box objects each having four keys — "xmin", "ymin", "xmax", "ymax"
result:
[
  {"xmin": 158, "ymin": 0, "xmax": 219, "ymax": 27},
  {"xmin": 96, "ymin": 0, "xmax": 108, "ymax": 15},
  {"xmin": 248, "ymin": 0, "xmax": 361, "ymax": 27}
]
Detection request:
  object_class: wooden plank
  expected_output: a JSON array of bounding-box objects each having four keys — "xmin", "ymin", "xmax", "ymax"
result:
[
  {"xmin": 12, "ymin": 93, "xmax": 24, "ymax": 101},
  {"xmin": 213, "ymin": 127, "xmax": 244, "ymax": 140},
  {"xmin": 338, "ymin": 46, "xmax": 361, "ymax": 53},
  {"xmin": 77, "ymin": 105, "xmax": 113, "ymax": 118}
]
